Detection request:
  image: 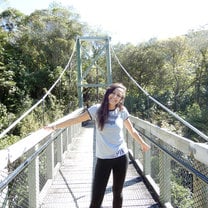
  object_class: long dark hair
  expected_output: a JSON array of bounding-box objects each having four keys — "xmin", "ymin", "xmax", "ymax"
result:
[{"xmin": 97, "ymin": 83, "xmax": 126, "ymax": 130}]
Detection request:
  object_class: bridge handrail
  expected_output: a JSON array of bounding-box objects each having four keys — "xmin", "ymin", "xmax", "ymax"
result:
[
  {"xmin": 2, "ymin": 112, "xmax": 206, "ymax": 170},
  {"xmin": 0, "ymin": 109, "xmax": 84, "ymax": 207},
  {"xmin": 0, "ymin": 129, "xmax": 51, "ymax": 169},
  {"xmin": 1, "ymin": 113, "xmax": 208, "ymax": 207},
  {"xmin": 0, "ymin": 124, "xmax": 82, "ymax": 207},
  {"xmin": 130, "ymin": 115, "xmax": 208, "ymax": 166},
  {"xmin": 128, "ymin": 115, "xmax": 208, "ymax": 207},
  {"xmin": 0, "ymin": 108, "xmax": 84, "ymax": 170}
]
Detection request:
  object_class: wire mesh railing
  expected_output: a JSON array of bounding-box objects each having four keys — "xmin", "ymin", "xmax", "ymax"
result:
[
  {"xmin": 0, "ymin": 120, "xmax": 81, "ymax": 208},
  {"xmin": 126, "ymin": 115, "xmax": 208, "ymax": 208},
  {"xmin": 1, "ymin": 113, "xmax": 208, "ymax": 207}
]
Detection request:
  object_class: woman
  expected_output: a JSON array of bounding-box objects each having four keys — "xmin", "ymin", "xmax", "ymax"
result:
[{"xmin": 45, "ymin": 83, "xmax": 150, "ymax": 208}]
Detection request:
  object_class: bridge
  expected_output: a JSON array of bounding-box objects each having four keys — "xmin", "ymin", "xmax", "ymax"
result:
[{"xmin": 1, "ymin": 37, "xmax": 208, "ymax": 208}]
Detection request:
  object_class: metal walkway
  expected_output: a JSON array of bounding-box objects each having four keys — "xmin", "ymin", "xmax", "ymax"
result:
[{"xmin": 40, "ymin": 124, "xmax": 161, "ymax": 208}]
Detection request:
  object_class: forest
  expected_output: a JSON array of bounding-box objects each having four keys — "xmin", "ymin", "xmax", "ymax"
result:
[{"xmin": 1, "ymin": 3, "xmax": 208, "ymax": 149}]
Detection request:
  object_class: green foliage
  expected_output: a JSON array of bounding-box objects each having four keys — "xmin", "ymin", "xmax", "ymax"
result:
[
  {"xmin": 113, "ymin": 32, "xmax": 208, "ymax": 140},
  {"xmin": 183, "ymin": 103, "xmax": 208, "ymax": 141},
  {"xmin": 0, "ymin": 5, "xmax": 83, "ymax": 147},
  {"xmin": 1, "ymin": 3, "xmax": 208, "ymax": 149},
  {"xmin": 0, "ymin": 134, "xmax": 20, "ymax": 149},
  {"xmin": 0, "ymin": 8, "xmax": 25, "ymax": 31},
  {"xmin": 0, "ymin": 102, "xmax": 14, "ymax": 130},
  {"xmin": 171, "ymin": 181, "xmax": 193, "ymax": 208}
]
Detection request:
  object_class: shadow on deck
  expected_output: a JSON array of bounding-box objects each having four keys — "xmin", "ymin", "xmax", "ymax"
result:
[{"xmin": 41, "ymin": 124, "xmax": 161, "ymax": 208}]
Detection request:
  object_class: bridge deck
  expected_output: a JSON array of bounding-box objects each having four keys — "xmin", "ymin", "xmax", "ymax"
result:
[{"xmin": 41, "ymin": 124, "xmax": 160, "ymax": 208}]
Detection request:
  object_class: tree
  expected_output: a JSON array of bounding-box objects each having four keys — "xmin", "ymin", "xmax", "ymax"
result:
[
  {"xmin": 160, "ymin": 37, "xmax": 195, "ymax": 112},
  {"xmin": 0, "ymin": 8, "xmax": 25, "ymax": 31},
  {"xmin": 187, "ymin": 30, "xmax": 208, "ymax": 108},
  {"xmin": 0, "ymin": 5, "xmax": 86, "ymax": 145}
]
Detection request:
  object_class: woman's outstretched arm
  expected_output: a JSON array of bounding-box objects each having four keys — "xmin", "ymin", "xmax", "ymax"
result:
[
  {"xmin": 45, "ymin": 111, "xmax": 91, "ymax": 131},
  {"xmin": 124, "ymin": 118, "xmax": 150, "ymax": 152}
]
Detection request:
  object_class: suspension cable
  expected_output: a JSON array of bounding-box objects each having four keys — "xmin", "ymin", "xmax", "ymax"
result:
[
  {"xmin": 0, "ymin": 38, "xmax": 78, "ymax": 139},
  {"xmin": 111, "ymin": 46, "xmax": 208, "ymax": 142}
]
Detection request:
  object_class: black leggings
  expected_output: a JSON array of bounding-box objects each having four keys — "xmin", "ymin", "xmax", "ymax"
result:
[{"xmin": 89, "ymin": 154, "xmax": 129, "ymax": 208}]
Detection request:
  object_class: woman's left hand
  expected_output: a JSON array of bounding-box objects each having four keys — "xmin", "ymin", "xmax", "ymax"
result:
[{"xmin": 141, "ymin": 142, "xmax": 151, "ymax": 152}]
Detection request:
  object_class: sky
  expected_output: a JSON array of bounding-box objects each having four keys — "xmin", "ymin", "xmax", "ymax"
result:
[{"xmin": 3, "ymin": 0, "xmax": 208, "ymax": 44}]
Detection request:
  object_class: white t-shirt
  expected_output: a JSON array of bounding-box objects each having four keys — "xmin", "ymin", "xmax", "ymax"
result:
[{"xmin": 87, "ymin": 104, "xmax": 129, "ymax": 159}]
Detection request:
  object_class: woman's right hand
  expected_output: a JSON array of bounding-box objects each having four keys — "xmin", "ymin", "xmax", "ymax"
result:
[{"xmin": 43, "ymin": 125, "xmax": 56, "ymax": 131}]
